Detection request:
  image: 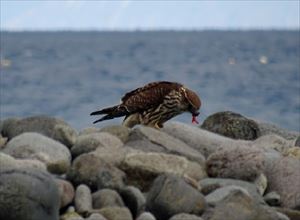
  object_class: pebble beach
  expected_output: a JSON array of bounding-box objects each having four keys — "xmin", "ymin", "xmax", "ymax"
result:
[{"xmin": 0, "ymin": 111, "xmax": 299, "ymax": 220}]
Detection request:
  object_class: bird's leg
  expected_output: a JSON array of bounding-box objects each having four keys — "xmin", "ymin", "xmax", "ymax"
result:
[{"xmin": 122, "ymin": 113, "xmax": 140, "ymax": 128}]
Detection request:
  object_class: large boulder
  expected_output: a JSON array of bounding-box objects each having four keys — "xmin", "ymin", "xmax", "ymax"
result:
[
  {"xmin": 71, "ymin": 132, "xmax": 123, "ymax": 158},
  {"xmin": 146, "ymin": 174, "xmax": 206, "ymax": 220},
  {"xmin": 1, "ymin": 116, "xmax": 77, "ymax": 147},
  {"xmin": 264, "ymin": 156, "xmax": 300, "ymax": 209},
  {"xmin": 255, "ymin": 120, "xmax": 299, "ymax": 140},
  {"xmin": 120, "ymin": 186, "xmax": 146, "ymax": 218},
  {"xmin": 2, "ymin": 132, "xmax": 71, "ymax": 174},
  {"xmin": 162, "ymin": 121, "xmax": 238, "ymax": 158},
  {"xmin": 198, "ymin": 178, "xmax": 265, "ymax": 204},
  {"xmin": 0, "ymin": 152, "xmax": 47, "ymax": 171},
  {"xmin": 67, "ymin": 153, "xmax": 126, "ymax": 191},
  {"xmin": 201, "ymin": 111, "xmax": 260, "ymax": 140},
  {"xmin": 120, "ymin": 151, "xmax": 206, "ymax": 190},
  {"xmin": 92, "ymin": 189, "xmax": 125, "ymax": 209},
  {"xmin": 0, "ymin": 168, "xmax": 60, "ymax": 220},
  {"xmin": 100, "ymin": 125, "xmax": 131, "ymax": 143},
  {"xmin": 126, "ymin": 126, "xmax": 205, "ymax": 165},
  {"xmin": 205, "ymin": 190, "xmax": 281, "ymax": 220},
  {"xmin": 206, "ymin": 147, "xmax": 264, "ymax": 181}
]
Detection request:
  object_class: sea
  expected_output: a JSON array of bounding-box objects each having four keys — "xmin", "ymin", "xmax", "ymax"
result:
[{"xmin": 0, "ymin": 31, "xmax": 299, "ymax": 131}]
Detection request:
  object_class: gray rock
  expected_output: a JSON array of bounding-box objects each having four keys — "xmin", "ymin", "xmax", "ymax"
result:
[
  {"xmin": 2, "ymin": 132, "xmax": 71, "ymax": 174},
  {"xmin": 205, "ymin": 185, "xmax": 250, "ymax": 206},
  {"xmin": 56, "ymin": 179, "xmax": 75, "ymax": 208},
  {"xmin": 253, "ymin": 173, "xmax": 268, "ymax": 195},
  {"xmin": 146, "ymin": 174, "xmax": 206, "ymax": 220},
  {"xmin": 67, "ymin": 153, "xmax": 126, "ymax": 190},
  {"xmin": 295, "ymin": 136, "xmax": 300, "ymax": 147},
  {"xmin": 71, "ymin": 132, "xmax": 123, "ymax": 158},
  {"xmin": 207, "ymin": 190, "xmax": 281, "ymax": 220},
  {"xmin": 60, "ymin": 209, "xmax": 84, "ymax": 220},
  {"xmin": 0, "ymin": 134, "xmax": 7, "ymax": 149},
  {"xmin": 0, "ymin": 152, "xmax": 47, "ymax": 171},
  {"xmin": 264, "ymin": 156, "xmax": 300, "ymax": 209},
  {"xmin": 121, "ymin": 151, "xmax": 206, "ymax": 191},
  {"xmin": 86, "ymin": 213, "xmax": 107, "ymax": 220},
  {"xmin": 162, "ymin": 121, "xmax": 238, "ymax": 158},
  {"xmin": 275, "ymin": 207, "xmax": 300, "ymax": 220},
  {"xmin": 92, "ymin": 189, "xmax": 124, "ymax": 209},
  {"xmin": 97, "ymin": 207, "xmax": 133, "ymax": 220},
  {"xmin": 1, "ymin": 116, "xmax": 77, "ymax": 147},
  {"xmin": 126, "ymin": 126, "xmax": 205, "ymax": 165},
  {"xmin": 169, "ymin": 213, "xmax": 203, "ymax": 220},
  {"xmin": 264, "ymin": 191, "xmax": 281, "ymax": 206},
  {"xmin": 120, "ymin": 186, "xmax": 146, "ymax": 218},
  {"xmin": 201, "ymin": 111, "xmax": 260, "ymax": 140},
  {"xmin": 206, "ymin": 147, "xmax": 264, "ymax": 181},
  {"xmin": 0, "ymin": 168, "xmax": 60, "ymax": 220},
  {"xmin": 284, "ymin": 147, "xmax": 300, "ymax": 159},
  {"xmin": 136, "ymin": 212, "xmax": 156, "ymax": 220},
  {"xmin": 253, "ymin": 134, "xmax": 294, "ymax": 153},
  {"xmin": 255, "ymin": 120, "xmax": 299, "ymax": 140},
  {"xmin": 100, "ymin": 125, "xmax": 131, "ymax": 143},
  {"xmin": 198, "ymin": 178, "xmax": 265, "ymax": 204},
  {"xmin": 75, "ymin": 184, "xmax": 92, "ymax": 215}
]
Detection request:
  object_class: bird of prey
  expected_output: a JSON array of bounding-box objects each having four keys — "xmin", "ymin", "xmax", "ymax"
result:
[{"xmin": 90, "ymin": 81, "xmax": 201, "ymax": 129}]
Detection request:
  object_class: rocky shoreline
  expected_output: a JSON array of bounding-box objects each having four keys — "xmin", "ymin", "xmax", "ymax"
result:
[{"xmin": 0, "ymin": 111, "xmax": 299, "ymax": 220}]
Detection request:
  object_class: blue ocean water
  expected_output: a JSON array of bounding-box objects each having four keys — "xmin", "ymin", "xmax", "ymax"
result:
[{"xmin": 1, "ymin": 31, "xmax": 299, "ymax": 131}]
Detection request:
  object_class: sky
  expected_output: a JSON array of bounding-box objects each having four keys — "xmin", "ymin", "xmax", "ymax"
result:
[{"xmin": 1, "ymin": 0, "xmax": 299, "ymax": 31}]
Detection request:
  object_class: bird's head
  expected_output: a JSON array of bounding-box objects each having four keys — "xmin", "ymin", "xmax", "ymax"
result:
[{"xmin": 183, "ymin": 87, "xmax": 201, "ymax": 124}]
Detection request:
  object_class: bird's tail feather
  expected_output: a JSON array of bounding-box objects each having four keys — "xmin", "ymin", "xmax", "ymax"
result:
[{"xmin": 90, "ymin": 105, "xmax": 127, "ymax": 124}]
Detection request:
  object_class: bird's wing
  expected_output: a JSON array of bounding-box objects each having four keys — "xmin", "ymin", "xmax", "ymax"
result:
[{"xmin": 121, "ymin": 81, "xmax": 183, "ymax": 112}]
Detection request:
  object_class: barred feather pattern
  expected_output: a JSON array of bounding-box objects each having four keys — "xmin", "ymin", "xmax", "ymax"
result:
[{"xmin": 138, "ymin": 90, "xmax": 187, "ymax": 128}]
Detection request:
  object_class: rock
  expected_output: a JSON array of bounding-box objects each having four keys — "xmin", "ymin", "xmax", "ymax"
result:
[
  {"xmin": 254, "ymin": 173, "xmax": 268, "ymax": 195},
  {"xmin": 75, "ymin": 184, "xmax": 92, "ymax": 215},
  {"xmin": 206, "ymin": 147, "xmax": 264, "ymax": 181},
  {"xmin": 198, "ymin": 178, "xmax": 265, "ymax": 204},
  {"xmin": 97, "ymin": 207, "xmax": 133, "ymax": 220},
  {"xmin": 92, "ymin": 189, "xmax": 124, "ymax": 209},
  {"xmin": 121, "ymin": 152, "xmax": 206, "ymax": 190},
  {"xmin": 120, "ymin": 186, "xmax": 146, "ymax": 218},
  {"xmin": 264, "ymin": 191, "xmax": 281, "ymax": 206},
  {"xmin": 162, "ymin": 121, "xmax": 239, "ymax": 158},
  {"xmin": 295, "ymin": 136, "xmax": 300, "ymax": 147},
  {"xmin": 60, "ymin": 209, "xmax": 84, "ymax": 220},
  {"xmin": 1, "ymin": 116, "xmax": 77, "ymax": 147},
  {"xmin": 275, "ymin": 208, "xmax": 300, "ymax": 220},
  {"xmin": 255, "ymin": 120, "xmax": 299, "ymax": 140},
  {"xmin": 206, "ymin": 191, "xmax": 280, "ymax": 220},
  {"xmin": 136, "ymin": 212, "xmax": 156, "ymax": 220},
  {"xmin": 0, "ymin": 168, "xmax": 60, "ymax": 220},
  {"xmin": 126, "ymin": 126, "xmax": 205, "ymax": 165},
  {"xmin": 146, "ymin": 174, "xmax": 206, "ymax": 220},
  {"xmin": 71, "ymin": 132, "xmax": 123, "ymax": 158},
  {"xmin": 2, "ymin": 132, "xmax": 71, "ymax": 174},
  {"xmin": 284, "ymin": 147, "xmax": 300, "ymax": 159},
  {"xmin": 201, "ymin": 111, "xmax": 260, "ymax": 140},
  {"xmin": 0, "ymin": 134, "xmax": 7, "ymax": 149},
  {"xmin": 56, "ymin": 179, "xmax": 75, "ymax": 208},
  {"xmin": 67, "ymin": 153, "xmax": 126, "ymax": 190},
  {"xmin": 205, "ymin": 185, "xmax": 250, "ymax": 206},
  {"xmin": 86, "ymin": 213, "xmax": 107, "ymax": 220},
  {"xmin": 264, "ymin": 156, "xmax": 300, "ymax": 209},
  {"xmin": 253, "ymin": 134, "xmax": 293, "ymax": 153},
  {"xmin": 0, "ymin": 152, "xmax": 47, "ymax": 171},
  {"xmin": 100, "ymin": 125, "xmax": 131, "ymax": 143},
  {"xmin": 169, "ymin": 213, "xmax": 203, "ymax": 220}
]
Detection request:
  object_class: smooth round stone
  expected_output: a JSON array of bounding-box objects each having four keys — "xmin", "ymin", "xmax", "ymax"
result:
[
  {"xmin": 0, "ymin": 168, "xmax": 60, "ymax": 220},
  {"xmin": 92, "ymin": 189, "xmax": 125, "ymax": 209},
  {"xmin": 75, "ymin": 184, "xmax": 92, "ymax": 215}
]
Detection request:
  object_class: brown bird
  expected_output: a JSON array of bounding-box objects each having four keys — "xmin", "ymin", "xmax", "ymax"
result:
[{"xmin": 90, "ymin": 81, "xmax": 201, "ymax": 129}]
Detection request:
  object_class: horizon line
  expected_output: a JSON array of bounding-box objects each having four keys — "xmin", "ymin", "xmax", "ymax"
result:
[{"xmin": 1, "ymin": 27, "xmax": 299, "ymax": 32}]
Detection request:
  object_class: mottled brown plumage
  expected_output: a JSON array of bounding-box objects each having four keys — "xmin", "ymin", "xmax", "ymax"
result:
[{"xmin": 90, "ymin": 81, "xmax": 201, "ymax": 128}]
